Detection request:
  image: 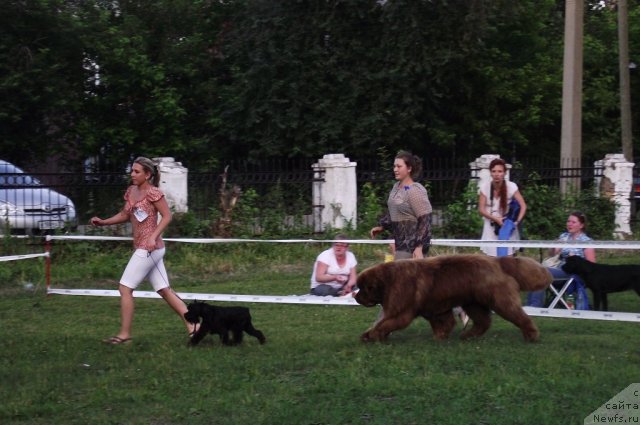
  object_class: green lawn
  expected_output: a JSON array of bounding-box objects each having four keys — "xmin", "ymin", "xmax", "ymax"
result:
[{"xmin": 1, "ymin": 244, "xmax": 640, "ymax": 424}]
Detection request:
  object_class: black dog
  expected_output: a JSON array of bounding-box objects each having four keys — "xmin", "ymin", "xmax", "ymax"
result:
[
  {"xmin": 561, "ymin": 256, "xmax": 640, "ymax": 311},
  {"xmin": 184, "ymin": 301, "xmax": 266, "ymax": 346}
]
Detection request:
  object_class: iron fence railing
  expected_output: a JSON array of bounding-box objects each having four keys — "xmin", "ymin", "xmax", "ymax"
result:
[{"xmin": 0, "ymin": 160, "xmax": 627, "ymax": 235}]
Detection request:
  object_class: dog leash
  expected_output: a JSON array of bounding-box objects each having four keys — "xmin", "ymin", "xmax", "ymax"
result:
[
  {"xmin": 147, "ymin": 249, "xmax": 200, "ymax": 337},
  {"xmin": 146, "ymin": 249, "xmax": 184, "ymax": 300}
]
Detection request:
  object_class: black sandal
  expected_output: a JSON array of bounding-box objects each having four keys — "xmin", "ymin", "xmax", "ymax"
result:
[{"xmin": 103, "ymin": 336, "xmax": 132, "ymax": 345}]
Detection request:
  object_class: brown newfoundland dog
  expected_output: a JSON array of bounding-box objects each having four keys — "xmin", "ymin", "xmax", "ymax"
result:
[{"xmin": 354, "ymin": 254, "xmax": 552, "ymax": 342}]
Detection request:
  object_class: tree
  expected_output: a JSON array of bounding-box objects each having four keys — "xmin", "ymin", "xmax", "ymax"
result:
[
  {"xmin": 0, "ymin": 0, "xmax": 87, "ymax": 166},
  {"xmin": 0, "ymin": 0, "xmax": 637, "ymax": 171}
]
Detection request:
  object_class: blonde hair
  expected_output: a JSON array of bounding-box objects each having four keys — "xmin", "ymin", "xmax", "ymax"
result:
[{"xmin": 133, "ymin": 157, "xmax": 160, "ymax": 187}]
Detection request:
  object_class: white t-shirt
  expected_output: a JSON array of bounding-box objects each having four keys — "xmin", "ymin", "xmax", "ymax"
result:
[
  {"xmin": 478, "ymin": 180, "xmax": 521, "ymax": 256},
  {"xmin": 310, "ymin": 248, "xmax": 358, "ymax": 290}
]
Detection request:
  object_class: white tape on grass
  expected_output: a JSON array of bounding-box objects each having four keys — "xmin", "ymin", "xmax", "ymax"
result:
[
  {"xmin": 47, "ymin": 288, "xmax": 359, "ymax": 305},
  {"xmin": 43, "ymin": 235, "xmax": 640, "ymax": 322},
  {"xmin": 46, "ymin": 288, "xmax": 640, "ymax": 321},
  {"xmin": 522, "ymin": 307, "xmax": 640, "ymax": 322}
]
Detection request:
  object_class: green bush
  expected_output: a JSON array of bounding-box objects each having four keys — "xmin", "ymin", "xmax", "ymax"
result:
[
  {"xmin": 518, "ymin": 175, "xmax": 566, "ymax": 240},
  {"xmin": 439, "ymin": 182, "xmax": 483, "ymax": 238},
  {"xmin": 166, "ymin": 211, "xmax": 211, "ymax": 238},
  {"xmin": 356, "ymin": 182, "xmax": 385, "ymax": 236},
  {"xmin": 190, "ymin": 169, "xmax": 620, "ymax": 241},
  {"xmin": 229, "ymin": 186, "xmax": 313, "ymax": 238},
  {"xmin": 571, "ymin": 192, "xmax": 617, "ymax": 240}
]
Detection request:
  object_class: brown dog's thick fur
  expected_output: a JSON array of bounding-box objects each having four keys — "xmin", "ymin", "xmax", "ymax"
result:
[{"xmin": 354, "ymin": 254, "xmax": 552, "ymax": 342}]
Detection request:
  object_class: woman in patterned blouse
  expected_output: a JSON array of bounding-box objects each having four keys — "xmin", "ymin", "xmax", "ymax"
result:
[
  {"xmin": 90, "ymin": 157, "xmax": 195, "ymax": 345},
  {"xmin": 369, "ymin": 150, "xmax": 468, "ymax": 326},
  {"xmin": 369, "ymin": 150, "xmax": 432, "ymax": 260}
]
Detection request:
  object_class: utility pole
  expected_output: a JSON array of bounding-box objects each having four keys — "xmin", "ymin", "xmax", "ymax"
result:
[
  {"xmin": 618, "ymin": 0, "xmax": 633, "ymax": 162},
  {"xmin": 560, "ymin": 0, "xmax": 584, "ymax": 194}
]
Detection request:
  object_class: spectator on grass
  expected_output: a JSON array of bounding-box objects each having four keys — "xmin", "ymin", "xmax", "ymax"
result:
[
  {"xmin": 309, "ymin": 234, "xmax": 358, "ymax": 296},
  {"xmin": 526, "ymin": 211, "xmax": 595, "ymax": 309},
  {"xmin": 90, "ymin": 156, "xmax": 196, "ymax": 345}
]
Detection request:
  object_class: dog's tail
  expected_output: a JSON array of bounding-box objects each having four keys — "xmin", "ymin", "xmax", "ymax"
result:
[{"xmin": 498, "ymin": 256, "xmax": 553, "ymax": 291}]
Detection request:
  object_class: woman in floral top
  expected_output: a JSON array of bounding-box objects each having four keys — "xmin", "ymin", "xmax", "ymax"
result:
[{"xmin": 90, "ymin": 157, "xmax": 195, "ymax": 344}]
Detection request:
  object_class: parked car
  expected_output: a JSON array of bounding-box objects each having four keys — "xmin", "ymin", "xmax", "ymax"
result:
[{"xmin": 0, "ymin": 159, "xmax": 77, "ymax": 235}]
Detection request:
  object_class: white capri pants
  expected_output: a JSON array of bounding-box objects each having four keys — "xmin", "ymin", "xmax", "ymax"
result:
[{"xmin": 120, "ymin": 248, "xmax": 170, "ymax": 291}]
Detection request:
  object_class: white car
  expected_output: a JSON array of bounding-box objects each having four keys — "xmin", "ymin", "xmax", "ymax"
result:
[{"xmin": 0, "ymin": 159, "xmax": 77, "ymax": 235}]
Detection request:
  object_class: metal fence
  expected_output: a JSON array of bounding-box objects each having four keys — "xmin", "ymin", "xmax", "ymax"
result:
[{"xmin": 0, "ymin": 157, "xmax": 624, "ymax": 235}]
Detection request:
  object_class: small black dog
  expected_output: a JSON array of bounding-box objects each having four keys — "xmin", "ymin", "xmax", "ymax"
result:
[
  {"xmin": 561, "ymin": 256, "xmax": 640, "ymax": 311},
  {"xmin": 184, "ymin": 301, "xmax": 266, "ymax": 346}
]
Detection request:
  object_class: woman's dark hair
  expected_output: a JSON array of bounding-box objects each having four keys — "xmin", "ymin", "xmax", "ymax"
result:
[
  {"xmin": 489, "ymin": 158, "xmax": 508, "ymax": 213},
  {"xmin": 570, "ymin": 210, "xmax": 587, "ymax": 228},
  {"xmin": 133, "ymin": 156, "xmax": 160, "ymax": 187},
  {"xmin": 395, "ymin": 150, "xmax": 423, "ymax": 179}
]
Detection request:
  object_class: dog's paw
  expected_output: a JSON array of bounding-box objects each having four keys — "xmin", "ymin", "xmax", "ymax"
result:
[{"xmin": 361, "ymin": 331, "xmax": 378, "ymax": 342}]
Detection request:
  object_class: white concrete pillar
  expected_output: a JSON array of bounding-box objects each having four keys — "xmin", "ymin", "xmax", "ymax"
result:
[
  {"xmin": 311, "ymin": 154, "xmax": 357, "ymax": 232},
  {"xmin": 469, "ymin": 154, "xmax": 512, "ymax": 189},
  {"xmin": 594, "ymin": 154, "xmax": 634, "ymax": 237},
  {"xmin": 154, "ymin": 157, "xmax": 188, "ymax": 213}
]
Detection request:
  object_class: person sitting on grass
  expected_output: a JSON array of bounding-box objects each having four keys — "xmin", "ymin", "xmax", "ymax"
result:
[{"xmin": 309, "ymin": 234, "xmax": 358, "ymax": 297}]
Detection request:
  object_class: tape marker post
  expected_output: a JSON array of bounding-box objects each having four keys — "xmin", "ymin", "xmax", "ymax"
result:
[{"xmin": 43, "ymin": 235, "xmax": 640, "ymax": 322}]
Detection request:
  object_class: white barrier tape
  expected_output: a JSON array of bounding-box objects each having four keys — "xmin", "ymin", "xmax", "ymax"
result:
[
  {"xmin": 44, "ymin": 234, "xmax": 640, "ymax": 249},
  {"xmin": 432, "ymin": 239, "xmax": 640, "ymax": 250},
  {"xmin": 45, "ymin": 288, "xmax": 640, "ymax": 321},
  {"xmin": 523, "ymin": 307, "xmax": 640, "ymax": 322},
  {"xmin": 46, "ymin": 235, "xmax": 132, "ymax": 242},
  {"xmin": 46, "ymin": 288, "xmax": 359, "ymax": 305},
  {"xmin": 46, "ymin": 235, "xmax": 395, "ymax": 244},
  {"xmin": 0, "ymin": 252, "xmax": 49, "ymax": 262}
]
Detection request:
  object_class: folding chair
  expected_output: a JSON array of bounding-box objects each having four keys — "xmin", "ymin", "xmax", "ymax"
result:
[{"xmin": 546, "ymin": 276, "xmax": 575, "ymax": 309}]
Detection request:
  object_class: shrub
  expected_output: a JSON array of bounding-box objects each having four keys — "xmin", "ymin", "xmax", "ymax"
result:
[
  {"xmin": 166, "ymin": 211, "xmax": 211, "ymax": 238},
  {"xmin": 356, "ymin": 182, "xmax": 385, "ymax": 236},
  {"xmin": 439, "ymin": 182, "xmax": 483, "ymax": 238},
  {"xmin": 518, "ymin": 175, "xmax": 566, "ymax": 240}
]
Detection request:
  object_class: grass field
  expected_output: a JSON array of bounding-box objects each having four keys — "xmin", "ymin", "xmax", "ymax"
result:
[{"xmin": 1, "ymin": 242, "xmax": 640, "ymax": 424}]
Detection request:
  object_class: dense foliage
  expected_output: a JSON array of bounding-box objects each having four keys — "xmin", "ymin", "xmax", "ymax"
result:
[{"xmin": 1, "ymin": 0, "xmax": 638, "ymax": 171}]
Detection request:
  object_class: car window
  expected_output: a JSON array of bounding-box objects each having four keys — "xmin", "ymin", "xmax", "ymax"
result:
[
  {"xmin": 0, "ymin": 174, "xmax": 40, "ymax": 186},
  {"xmin": 0, "ymin": 161, "xmax": 41, "ymax": 186}
]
